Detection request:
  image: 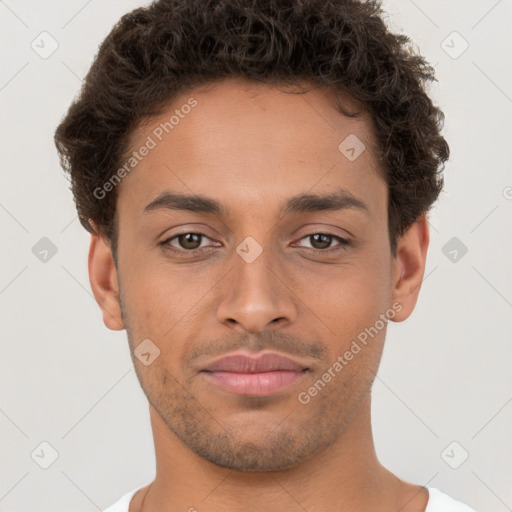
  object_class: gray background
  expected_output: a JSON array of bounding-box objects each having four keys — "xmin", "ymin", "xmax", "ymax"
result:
[{"xmin": 1, "ymin": 0, "xmax": 511, "ymax": 510}]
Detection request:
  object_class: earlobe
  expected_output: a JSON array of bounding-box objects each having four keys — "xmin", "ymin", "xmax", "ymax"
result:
[
  {"xmin": 390, "ymin": 215, "xmax": 430, "ymax": 323},
  {"xmin": 88, "ymin": 230, "xmax": 125, "ymax": 331}
]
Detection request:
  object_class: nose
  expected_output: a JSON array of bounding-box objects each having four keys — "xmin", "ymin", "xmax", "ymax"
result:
[{"xmin": 216, "ymin": 245, "xmax": 298, "ymax": 333}]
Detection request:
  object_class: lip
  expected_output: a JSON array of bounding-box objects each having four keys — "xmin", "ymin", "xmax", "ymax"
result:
[
  {"xmin": 202, "ymin": 352, "xmax": 309, "ymax": 373},
  {"xmin": 200, "ymin": 352, "xmax": 310, "ymax": 396}
]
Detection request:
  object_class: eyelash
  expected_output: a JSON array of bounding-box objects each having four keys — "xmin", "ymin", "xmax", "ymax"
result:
[{"xmin": 159, "ymin": 232, "xmax": 351, "ymax": 258}]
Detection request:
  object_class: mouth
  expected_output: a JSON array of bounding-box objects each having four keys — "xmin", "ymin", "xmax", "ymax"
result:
[{"xmin": 200, "ymin": 351, "xmax": 310, "ymax": 396}]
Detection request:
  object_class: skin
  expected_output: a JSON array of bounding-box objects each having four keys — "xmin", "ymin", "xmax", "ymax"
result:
[{"xmin": 89, "ymin": 77, "xmax": 430, "ymax": 511}]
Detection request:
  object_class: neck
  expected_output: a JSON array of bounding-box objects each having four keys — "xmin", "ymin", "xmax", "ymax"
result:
[{"xmin": 133, "ymin": 394, "xmax": 427, "ymax": 512}]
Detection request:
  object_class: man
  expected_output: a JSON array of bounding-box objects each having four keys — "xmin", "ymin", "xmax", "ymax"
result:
[{"xmin": 54, "ymin": 0, "xmax": 477, "ymax": 510}]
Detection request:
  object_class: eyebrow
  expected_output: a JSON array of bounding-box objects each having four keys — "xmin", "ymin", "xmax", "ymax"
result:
[{"xmin": 143, "ymin": 189, "xmax": 369, "ymax": 217}]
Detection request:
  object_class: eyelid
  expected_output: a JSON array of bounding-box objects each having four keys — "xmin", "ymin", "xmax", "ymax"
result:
[
  {"xmin": 161, "ymin": 231, "xmax": 218, "ymax": 248},
  {"xmin": 291, "ymin": 233, "xmax": 350, "ymax": 250},
  {"xmin": 160, "ymin": 231, "xmax": 351, "ymax": 256}
]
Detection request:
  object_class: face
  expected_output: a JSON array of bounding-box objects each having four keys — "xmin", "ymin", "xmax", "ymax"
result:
[{"xmin": 95, "ymin": 78, "xmax": 417, "ymax": 472}]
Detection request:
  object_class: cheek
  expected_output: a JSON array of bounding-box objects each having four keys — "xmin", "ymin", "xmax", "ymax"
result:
[
  {"xmin": 287, "ymin": 253, "xmax": 392, "ymax": 336},
  {"xmin": 119, "ymin": 257, "xmax": 216, "ymax": 339}
]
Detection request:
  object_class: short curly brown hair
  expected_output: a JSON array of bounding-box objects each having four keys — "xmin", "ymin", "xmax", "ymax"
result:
[{"xmin": 54, "ymin": 0, "xmax": 449, "ymax": 260}]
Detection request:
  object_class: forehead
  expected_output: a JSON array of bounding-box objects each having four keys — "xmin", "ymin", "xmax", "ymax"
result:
[{"xmin": 117, "ymin": 78, "xmax": 386, "ymax": 218}]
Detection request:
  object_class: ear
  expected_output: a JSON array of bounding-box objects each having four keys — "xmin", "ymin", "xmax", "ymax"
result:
[
  {"xmin": 390, "ymin": 214, "xmax": 430, "ymax": 322},
  {"xmin": 88, "ymin": 226, "xmax": 125, "ymax": 331}
]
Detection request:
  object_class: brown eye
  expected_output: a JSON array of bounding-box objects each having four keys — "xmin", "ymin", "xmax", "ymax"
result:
[
  {"xmin": 160, "ymin": 232, "xmax": 213, "ymax": 252},
  {"xmin": 309, "ymin": 233, "xmax": 333, "ymax": 249},
  {"xmin": 296, "ymin": 233, "xmax": 350, "ymax": 251},
  {"xmin": 159, "ymin": 232, "xmax": 223, "ymax": 259},
  {"xmin": 174, "ymin": 233, "xmax": 203, "ymax": 250}
]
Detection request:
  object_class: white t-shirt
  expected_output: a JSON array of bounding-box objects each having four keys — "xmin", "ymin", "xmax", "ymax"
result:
[{"xmin": 103, "ymin": 486, "xmax": 477, "ymax": 511}]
